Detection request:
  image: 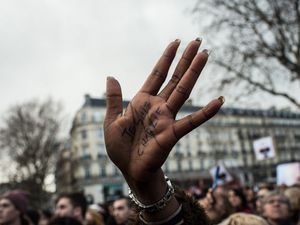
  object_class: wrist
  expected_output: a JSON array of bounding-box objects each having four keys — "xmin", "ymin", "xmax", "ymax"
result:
[
  {"xmin": 124, "ymin": 170, "xmax": 180, "ymax": 221},
  {"xmin": 127, "ymin": 170, "xmax": 167, "ymax": 202}
]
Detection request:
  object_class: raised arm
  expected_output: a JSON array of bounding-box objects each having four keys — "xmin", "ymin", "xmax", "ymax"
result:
[{"xmin": 104, "ymin": 38, "xmax": 224, "ymax": 223}]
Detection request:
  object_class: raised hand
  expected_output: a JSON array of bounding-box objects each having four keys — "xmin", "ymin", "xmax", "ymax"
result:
[{"xmin": 104, "ymin": 39, "xmax": 224, "ymax": 205}]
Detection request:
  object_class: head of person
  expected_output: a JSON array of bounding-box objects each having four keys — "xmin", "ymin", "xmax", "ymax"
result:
[
  {"xmin": 284, "ymin": 186, "xmax": 300, "ymax": 223},
  {"xmin": 85, "ymin": 208, "xmax": 104, "ymax": 225},
  {"xmin": 38, "ymin": 209, "xmax": 53, "ymax": 225},
  {"xmin": 112, "ymin": 197, "xmax": 132, "ymax": 225},
  {"xmin": 218, "ymin": 212, "xmax": 268, "ymax": 225},
  {"xmin": 199, "ymin": 189, "xmax": 233, "ymax": 224},
  {"xmin": 256, "ymin": 186, "xmax": 272, "ymax": 215},
  {"xmin": 228, "ymin": 188, "xmax": 249, "ymax": 212},
  {"xmin": 55, "ymin": 192, "xmax": 87, "ymax": 223},
  {"xmin": 0, "ymin": 190, "xmax": 29, "ymax": 225},
  {"xmin": 262, "ymin": 191, "xmax": 292, "ymax": 224},
  {"xmin": 244, "ymin": 186, "xmax": 255, "ymax": 205}
]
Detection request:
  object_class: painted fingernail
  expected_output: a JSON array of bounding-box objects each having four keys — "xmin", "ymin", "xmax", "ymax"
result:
[
  {"xmin": 195, "ymin": 37, "xmax": 202, "ymax": 42},
  {"xmin": 218, "ymin": 96, "xmax": 225, "ymax": 105},
  {"xmin": 202, "ymin": 49, "xmax": 211, "ymax": 56},
  {"xmin": 107, "ymin": 76, "xmax": 115, "ymax": 80},
  {"xmin": 174, "ymin": 38, "xmax": 181, "ymax": 43}
]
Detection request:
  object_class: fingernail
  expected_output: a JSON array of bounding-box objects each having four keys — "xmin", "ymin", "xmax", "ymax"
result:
[
  {"xmin": 218, "ymin": 96, "xmax": 225, "ymax": 105},
  {"xmin": 174, "ymin": 38, "xmax": 181, "ymax": 43},
  {"xmin": 202, "ymin": 49, "xmax": 211, "ymax": 55},
  {"xmin": 107, "ymin": 76, "xmax": 115, "ymax": 80},
  {"xmin": 195, "ymin": 37, "xmax": 202, "ymax": 42}
]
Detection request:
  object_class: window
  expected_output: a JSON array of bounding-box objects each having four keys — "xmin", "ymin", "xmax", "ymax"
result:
[
  {"xmin": 81, "ymin": 112, "xmax": 88, "ymax": 123},
  {"xmin": 99, "ymin": 165, "xmax": 106, "ymax": 177},
  {"xmin": 93, "ymin": 112, "xmax": 102, "ymax": 122},
  {"xmin": 81, "ymin": 130, "xmax": 87, "ymax": 139},
  {"xmin": 97, "ymin": 143, "xmax": 106, "ymax": 157},
  {"xmin": 84, "ymin": 165, "xmax": 91, "ymax": 179},
  {"xmin": 96, "ymin": 128, "xmax": 103, "ymax": 138},
  {"xmin": 114, "ymin": 167, "xmax": 119, "ymax": 176},
  {"xmin": 82, "ymin": 144, "xmax": 89, "ymax": 156},
  {"xmin": 177, "ymin": 159, "xmax": 182, "ymax": 171}
]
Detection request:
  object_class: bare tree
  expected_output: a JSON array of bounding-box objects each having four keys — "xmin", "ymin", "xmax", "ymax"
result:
[
  {"xmin": 192, "ymin": 0, "xmax": 300, "ymax": 108},
  {"xmin": 0, "ymin": 98, "xmax": 63, "ymax": 207}
]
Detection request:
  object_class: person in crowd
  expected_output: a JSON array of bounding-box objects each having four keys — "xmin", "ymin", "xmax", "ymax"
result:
[
  {"xmin": 38, "ymin": 209, "xmax": 53, "ymax": 225},
  {"xmin": 262, "ymin": 191, "xmax": 294, "ymax": 225},
  {"xmin": 244, "ymin": 186, "xmax": 256, "ymax": 212},
  {"xmin": 47, "ymin": 217, "xmax": 82, "ymax": 225},
  {"xmin": 199, "ymin": 188, "xmax": 234, "ymax": 224},
  {"xmin": 112, "ymin": 197, "xmax": 133, "ymax": 225},
  {"xmin": 228, "ymin": 188, "xmax": 252, "ymax": 213},
  {"xmin": 85, "ymin": 208, "xmax": 105, "ymax": 225},
  {"xmin": 104, "ymin": 200, "xmax": 117, "ymax": 225},
  {"xmin": 0, "ymin": 190, "xmax": 33, "ymax": 225},
  {"xmin": 256, "ymin": 184, "xmax": 273, "ymax": 215},
  {"xmin": 54, "ymin": 192, "xmax": 87, "ymax": 225},
  {"xmin": 217, "ymin": 212, "xmax": 269, "ymax": 225},
  {"xmin": 284, "ymin": 186, "xmax": 300, "ymax": 224},
  {"xmin": 104, "ymin": 38, "xmax": 224, "ymax": 224}
]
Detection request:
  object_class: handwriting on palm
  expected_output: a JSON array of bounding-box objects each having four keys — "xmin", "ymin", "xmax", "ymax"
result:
[{"xmin": 104, "ymin": 39, "xmax": 224, "ymax": 181}]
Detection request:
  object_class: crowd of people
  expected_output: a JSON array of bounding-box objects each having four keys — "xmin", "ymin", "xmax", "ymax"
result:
[
  {"xmin": 1, "ymin": 182, "xmax": 300, "ymax": 225},
  {"xmin": 1, "ymin": 38, "xmax": 299, "ymax": 225}
]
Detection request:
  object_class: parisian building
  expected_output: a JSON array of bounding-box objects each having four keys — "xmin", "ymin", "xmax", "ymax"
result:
[{"xmin": 65, "ymin": 94, "xmax": 300, "ymax": 203}]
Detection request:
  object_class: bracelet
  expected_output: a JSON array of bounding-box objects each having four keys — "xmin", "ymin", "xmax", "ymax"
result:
[
  {"xmin": 128, "ymin": 175, "xmax": 175, "ymax": 213},
  {"xmin": 139, "ymin": 204, "xmax": 183, "ymax": 225}
]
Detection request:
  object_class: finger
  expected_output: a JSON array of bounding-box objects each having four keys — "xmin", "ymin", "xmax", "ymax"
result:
[
  {"xmin": 158, "ymin": 38, "xmax": 202, "ymax": 100},
  {"xmin": 139, "ymin": 39, "xmax": 181, "ymax": 95},
  {"xmin": 166, "ymin": 50, "xmax": 209, "ymax": 114},
  {"xmin": 172, "ymin": 97, "xmax": 224, "ymax": 139},
  {"xmin": 104, "ymin": 77, "xmax": 123, "ymax": 128}
]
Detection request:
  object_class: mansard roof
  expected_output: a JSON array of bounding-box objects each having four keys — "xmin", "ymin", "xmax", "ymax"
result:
[{"xmin": 82, "ymin": 94, "xmax": 300, "ymax": 119}]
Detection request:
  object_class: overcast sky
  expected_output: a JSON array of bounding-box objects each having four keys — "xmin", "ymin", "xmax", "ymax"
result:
[
  {"xmin": 0, "ymin": 0, "xmax": 298, "ymax": 134},
  {"xmin": 0, "ymin": 0, "xmax": 207, "ymax": 129}
]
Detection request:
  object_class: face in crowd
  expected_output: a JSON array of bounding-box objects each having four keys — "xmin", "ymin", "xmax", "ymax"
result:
[
  {"xmin": 262, "ymin": 193, "xmax": 291, "ymax": 223},
  {"xmin": 256, "ymin": 188, "xmax": 271, "ymax": 215},
  {"xmin": 112, "ymin": 198, "xmax": 131, "ymax": 225},
  {"xmin": 55, "ymin": 197, "xmax": 75, "ymax": 218},
  {"xmin": 55, "ymin": 196, "xmax": 84, "ymax": 223},
  {"xmin": 0, "ymin": 198, "xmax": 21, "ymax": 225},
  {"xmin": 228, "ymin": 190, "xmax": 243, "ymax": 209},
  {"xmin": 199, "ymin": 189, "xmax": 233, "ymax": 224}
]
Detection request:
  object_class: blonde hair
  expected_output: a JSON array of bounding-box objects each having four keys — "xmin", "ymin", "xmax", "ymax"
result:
[
  {"xmin": 218, "ymin": 213, "xmax": 268, "ymax": 225},
  {"xmin": 284, "ymin": 187, "xmax": 300, "ymax": 211},
  {"xmin": 86, "ymin": 208, "xmax": 105, "ymax": 225}
]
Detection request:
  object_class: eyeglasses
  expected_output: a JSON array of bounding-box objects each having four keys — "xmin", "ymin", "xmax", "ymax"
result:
[
  {"xmin": 256, "ymin": 195, "xmax": 265, "ymax": 200},
  {"xmin": 266, "ymin": 198, "xmax": 289, "ymax": 205}
]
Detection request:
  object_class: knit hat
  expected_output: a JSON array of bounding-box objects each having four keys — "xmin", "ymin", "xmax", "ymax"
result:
[{"xmin": 1, "ymin": 190, "xmax": 29, "ymax": 214}]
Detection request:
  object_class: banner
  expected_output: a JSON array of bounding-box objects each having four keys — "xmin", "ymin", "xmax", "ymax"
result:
[
  {"xmin": 210, "ymin": 163, "xmax": 233, "ymax": 188},
  {"xmin": 277, "ymin": 162, "xmax": 300, "ymax": 186},
  {"xmin": 253, "ymin": 136, "xmax": 276, "ymax": 160}
]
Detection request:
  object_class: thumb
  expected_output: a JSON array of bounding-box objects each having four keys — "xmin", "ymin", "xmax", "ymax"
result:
[{"xmin": 105, "ymin": 76, "xmax": 123, "ymax": 127}]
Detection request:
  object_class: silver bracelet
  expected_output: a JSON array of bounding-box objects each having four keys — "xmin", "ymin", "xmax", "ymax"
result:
[{"xmin": 128, "ymin": 176, "xmax": 175, "ymax": 213}]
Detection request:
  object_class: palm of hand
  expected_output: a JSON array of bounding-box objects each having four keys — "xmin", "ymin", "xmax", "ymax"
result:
[{"xmin": 105, "ymin": 92, "xmax": 177, "ymax": 181}]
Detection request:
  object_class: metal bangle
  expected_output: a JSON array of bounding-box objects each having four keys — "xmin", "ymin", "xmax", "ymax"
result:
[{"xmin": 128, "ymin": 175, "xmax": 175, "ymax": 213}]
